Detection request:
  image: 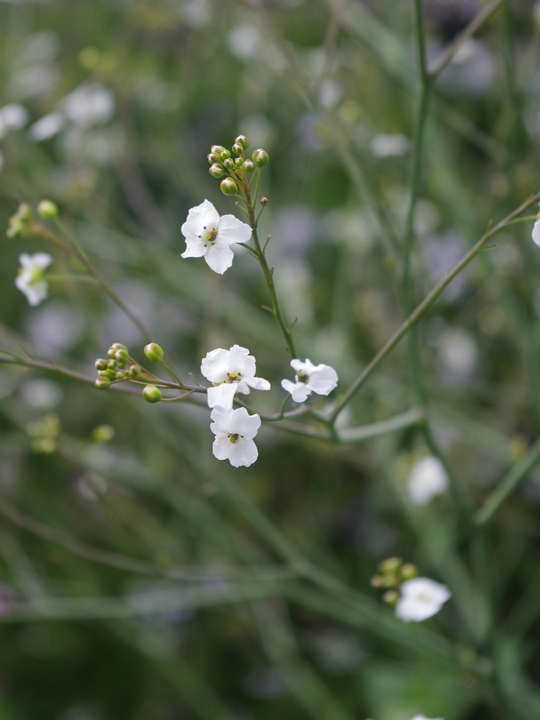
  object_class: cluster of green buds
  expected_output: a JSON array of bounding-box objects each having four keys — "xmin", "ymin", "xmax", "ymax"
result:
[
  {"xmin": 26, "ymin": 413, "xmax": 61, "ymax": 454},
  {"xmin": 370, "ymin": 557, "xmax": 418, "ymax": 605},
  {"xmin": 207, "ymin": 135, "xmax": 269, "ymax": 196},
  {"xmin": 94, "ymin": 343, "xmax": 143, "ymax": 389}
]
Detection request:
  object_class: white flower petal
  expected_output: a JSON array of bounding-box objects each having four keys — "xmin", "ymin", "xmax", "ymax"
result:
[
  {"xmin": 307, "ymin": 365, "xmax": 338, "ymax": 395},
  {"xmin": 204, "ymin": 243, "xmax": 235, "ymax": 274},
  {"xmin": 227, "ymin": 437, "xmax": 258, "ymax": 467},
  {"xmin": 281, "ymin": 379, "xmax": 311, "ymax": 403},
  {"xmin": 207, "ymin": 383, "xmax": 238, "ymax": 409},
  {"xmin": 181, "ymin": 236, "xmax": 207, "ymax": 258},
  {"xmin": 533, "ymin": 219, "xmax": 540, "ymax": 247},
  {"xmin": 212, "ymin": 433, "xmax": 231, "ymax": 461},
  {"xmin": 407, "ymin": 456, "xmax": 448, "ymax": 506},
  {"xmin": 228, "ymin": 344, "xmax": 256, "ymax": 376},
  {"xmin": 395, "ymin": 577, "xmax": 451, "ymax": 622},
  {"xmin": 181, "ymin": 199, "xmax": 220, "ymax": 239},
  {"xmin": 291, "ymin": 358, "xmax": 314, "ymax": 374},
  {"xmin": 246, "ymin": 376, "xmax": 271, "ymax": 391},
  {"xmin": 217, "ymin": 213, "xmax": 252, "ymax": 245},
  {"xmin": 201, "ymin": 348, "xmax": 230, "ymax": 383}
]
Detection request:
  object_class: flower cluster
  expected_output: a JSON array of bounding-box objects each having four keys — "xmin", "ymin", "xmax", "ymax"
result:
[{"xmin": 94, "ymin": 343, "xmax": 143, "ymax": 389}]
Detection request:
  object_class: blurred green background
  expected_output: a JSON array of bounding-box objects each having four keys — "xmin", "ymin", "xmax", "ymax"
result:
[{"xmin": 0, "ymin": 0, "xmax": 540, "ymax": 718}]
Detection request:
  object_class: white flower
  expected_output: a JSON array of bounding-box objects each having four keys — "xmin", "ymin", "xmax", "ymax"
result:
[
  {"xmin": 181, "ymin": 199, "xmax": 252, "ymax": 274},
  {"xmin": 407, "ymin": 456, "xmax": 448, "ymax": 506},
  {"xmin": 15, "ymin": 253, "xmax": 53, "ymax": 306},
  {"xmin": 62, "ymin": 83, "xmax": 115, "ymax": 127},
  {"xmin": 210, "ymin": 407, "xmax": 261, "ymax": 467},
  {"xmin": 395, "ymin": 577, "xmax": 451, "ymax": 623},
  {"xmin": 532, "ymin": 218, "xmax": 540, "ymax": 247},
  {"xmin": 29, "ymin": 112, "xmax": 65, "ymax": 141},
  {"xmin": 201, "ymin": 344, "xmax": 271, "ymax": 409},
  {"xmin": 281, "ymin": 358, "xmax": 338, "ymax": 403},
  {"xmin": 0, "ymin": 103, "xmax": 28, "ymax": 139}
]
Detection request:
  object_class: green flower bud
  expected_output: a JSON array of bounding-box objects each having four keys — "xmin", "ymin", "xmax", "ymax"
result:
[
  {"xmin": 211, "ymin": 145, "xmax": 226, "ymax": 156},
  {"xmin": 242, "ymin": 160, "xmax": 255, "ymax": 173},
  {"xmin": 128, "ymin": 364, "xmax": 142, "ymax": 378},
  {"xmin": 220, "ymin": 178, "xmax": 238, "ymax": 196},
  {"xmin": 95, "ymin": 377, "xmax": 112, "ymax": 389},
  {"xmin": 234, "ymin": 157, "xmax": 243, "ymax": 167},
  {"xmin": 94, "ymin": 358, "xmax": 108, "ymax": 371},
  {"xmin": 379, "ymin": 557, "xmax": 402, "ymax": 574},
  {"xmin": 400, "ymin": 563, "xmax": 418, "ymax": 580},
  {"xmin": 114, "ymin": 349, "xmax": 129, "ymax": 363},
  {"xmin": 106, "ymin": 359, "xmax": 117, "ymax": 368},
  {"xmin": 143, "ymin": 384, "xmax": 162, "ymax": 403},
  {"xmin": 7, "ymin": 203, "xmax": 34, "ymax": 239},
  {"xmin": 144, "ymin": 342, "xmax": 164, "ymax": 362},
  {"xmin": 209, "ymin": 163, "xmax": 224, "ymax": 178},
  {"xmin": 100, "ymin": 369, "xmax": 117, "ymax": 380},
  {"xmin": 37, "ymin": 200, "xmax": 59, "ymax": 218},
  {"xmin": 223, "ymin": 158, "xmax": 235, "ymax": 170},
  {"xmin": 220, "ymin": 149, "xmax": 231, "ymax": 160},
  {"xmin": 235, "ymin": 135, "xmax": 249, "ymax": 150},
  {"xmin": 110, "ymin": 343, "xmax": 128, "ymax": 352},
  {"xmin": 92, "ymin": 424, "xmax": 115, "ymax": 443},
  {"xmin": 232, "ymin": 143, "xmax": 244, "ymax": 156},
  {"xmin": 252, "ymin": 149, "xmax": 269, "ymax": 167},
  {"xmin": 207, "ymin": 153, "xmax": 220, "ymax": 164},
  {"xmin": 383, "ymin": 590, "xmax": 399, "ymax": 605}
]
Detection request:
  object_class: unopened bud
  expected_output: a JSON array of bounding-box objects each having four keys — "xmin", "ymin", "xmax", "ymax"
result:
[
  {"xmin": 128, "ymin": 364, "xmax": 142, "ymax": 378},
  {"xmin": 370, "ymin": 575, "xmax": 385, "ymax": 588},
  {"xmin": 94, "ymin": 358, "xmax": 108, "ymax": 371},
  {"xmin": 220, "ymin": 149, "xmax": 231, "ymax": 160},
  {"xmin": 143, "ymin": 384, "xmax": 162, "ymax": 403},
  {"xmin": 209, "ymin": 163, "xmax": 224, "ymax": 178},
  {"xmin": 223, "ymin": 158, "xmax": 235, "ymax": 170},
  {"xmin": 234, "ymin": 157, "xmax": 243, "ymax": 167},
  {"xmin": 95, "ymin": 377, "xmax": 111, "ymax": 389},
  {"xmin": 252, "ymin": 149, "xmax": 269, "ymax": 167},
  {"xmin": 220, "ymin": 177, "xmax": 238, "ymax": 196},
  {"xmin": 383, "ymin": 590, "xmax": 399, "ymax": 605},
  {"xmin": 144, "ymin": 343, "xmax": 164, "ymax": 363},
  {"xmin": 207, "ymin": 153, "xmax": 220, "ymax": 164},
  {"xmin": 379, "ymin": 557, "xmax": 402, "ymax": 574},
  {"xmin": 37, "ymin": 200, "xmax": 59, "ymax": 218},
  {"xmin": 242, "ymin": 160, "xmax": 255, "ymax": 173},
  {"xmin": 92, "ymin": 424, "xmax": 115, "ymax": 443},
  {"xmin": 400, "ymin": 563, "xmax": 417, "ymax": 580},
  {"xmin": 260, "ymin": 196, "xmax": 269, "ymax": 205},
  {"xmin": 7, "ymin": 203, "xmax": 34, "ymax": 239},
  {"xmin": 232, "ymin": 143, "xmax": 244, "ymax": 156},
  {"xmin": 211, "ymin": 145, "xmax": 226, "ymax": 156},
  {"xmin": 235, "ymin": 135, "xmax": 249, "ymax": 149},
  {"xmin": 114, "ymin": 349, "xmax": 129, "ymax": 363}
]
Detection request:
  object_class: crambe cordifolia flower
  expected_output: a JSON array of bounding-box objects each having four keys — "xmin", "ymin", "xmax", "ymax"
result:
[
  {"xmin": 407, "ymin": 456, "xmax": 448, "ymax": 506},
  {"xmin": 201, "ymin": 344, "xmax": 271, "ymax": 409},
  {"xmin": 210, "ymin": 407, "xmax": 261, "ymax": 467},
  {"xmin": 532, "ymin": 218, "xmax": 540, "ymax": 246},
  {"xmin": 281, "ymin": 359, "xmax": 338, "ymax": 403},
  {"xmin": 15, "ymin": 253, "xmax": 53, "ymax": 306},
  {"xmin": 181, "ymin": 199, "xmax": 252, "ymax": 274},
  {"xmin": 395, "ymin": 577, "xmax": 451, "ymax": 623}
]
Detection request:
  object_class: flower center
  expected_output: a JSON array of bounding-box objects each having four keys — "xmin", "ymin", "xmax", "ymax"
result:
[
  {"xmin": 228, "ymin": 433, "xmax": 241, "ymax": 443},
  {"xmin": 19, "ymin": 266, "xmax": 45, "ymax": 286},
  {"xmin": 226, "ymin": 371, "xmax": 242, "ymax": 383},
  {"xmin": 296, "ymin": 370, "xmax": 309, "ymax": 384},
  {"xmin": 201, "ymin": 226, "xmax": 218, "ymax": 246}
]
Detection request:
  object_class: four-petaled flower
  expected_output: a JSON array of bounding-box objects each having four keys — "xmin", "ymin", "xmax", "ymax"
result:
[
  {"xmin": 281, "ymin": 359, "xmax": 338, "ymax": 403},
  {"xmin": 201, "ymin": 344, "xmax": 271, "ymax": 409},
  {"xmin": 407, "ymin": 456, "xmax": 448, "ymax": 506},
  {"xmin": 532, "ymin": 218, "xmax": 540, "ymax": 246},
  {"xmin": 181, "ymin": 199, "xmax": 252, "ymax": 274},
  {"xmin": 15, "ymin": 252, "xmax": 53, "ymax": 306},
  {"xmin": 395, "ymin": 577, "xmax": 451, "ymax": 623},
  {"xmin": 210, "ymin": 407, "xmax": 261, "ymax": 467}
]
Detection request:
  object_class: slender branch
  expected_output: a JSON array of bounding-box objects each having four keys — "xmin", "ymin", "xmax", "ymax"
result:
[{"xmin": 327, "ymin": 193, "xmax": 540, "ymax": 423}]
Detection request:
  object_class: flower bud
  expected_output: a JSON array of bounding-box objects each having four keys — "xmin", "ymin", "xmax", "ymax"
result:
[
  {"xmin": 234, "ymin": 157, "xmax": 243, "ymax": 167},
  {"xmin": 7, "ymin": 203, "xmax": 34, "ymax": 239},
  {"xmin": 144, "ymin": 342, "xmax": 164, "ymax": 363},
  {"xmin": 37, "ymin": 200, "xmax": 59, "ymax": 218},
  {"xmin": 114, "ymin": 349, "xmax": 129, "ymax": 363},
  {"xmin": 128, "ymin": 364, "xmax": 142, "ymax": 378},
  {"xmin": 209, "ymin": 163, "xmax": 224, "ymax": 178},
  {"xmin": 92, "ymin": 424, "xmax": 115, "ymax": 443},
  {"xmin": 400, "ymin": 563, "xmax": 418, "ymax": 580},
  {"xmin": 252, "ymin": 149, "xmax": 269, "ymax": 167},
  {"xmin": 220, "ymin": 149, "xmax": 231, "ymax": 160},
  {"xmin": 106, "ymin": 359, "xmax": 117, "ymax": 368},
  {"xmin": 232, "ymin": 143, "xmax": 244, "ymax": 156},
  {"xmin": 260, "ymin": 196, "xmax": 269, "ymax": 205},
  {"xmin": 207, "ymin": 153, "xmax": 220, "ymax": 164},
  {"xmin": 94, "ymin": 358, "xmax": 108, "ymax": 371},
  {"xmin": 382, "ymin": 590, "xmax": 399, "ymax": 605},
  {"xmin": 143, "ymin": 384, "xmax": 162, "ymax": 403},
  {"xmin": 235, "ymin": 135, "xmax": 249, "ymax": 150},
  {"xmin": 223, "ymin": 158, "xmax": 235, "ymax": 170},
  {"xmin": 220, "ymin": 178, "xmax": 238, "ymax": 196},
  {"xmin": 95, "ymin": 377, "xmax": 111, "ymax": 389},
  {"xmin": 211, "ymin": 145, "xmax": 226, "ymax": 156},
  {"xmin": 100, "ymin": 369, "xmax": 117, "ymax": 380},
  {"xmin": 242, "ymin": 160, "xmax": 255, "ymax": 173}
]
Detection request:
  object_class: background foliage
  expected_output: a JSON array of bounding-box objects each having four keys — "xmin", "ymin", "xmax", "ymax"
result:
[{"xmin": 0, "ymin": 0, "xmax": 540, "ymax": 719}]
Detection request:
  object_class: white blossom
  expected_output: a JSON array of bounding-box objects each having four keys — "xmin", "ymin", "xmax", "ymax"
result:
[
  {"xmin": 15, "ymin": 253, "xmax": 53, "ymax": 306},
  {"xmin": 181, "ymin": 199, "xmax": 252, "ymax": 274},
  {"xmin": 29, "ymin": 112, "xmax": 65, "ymax": 141},
  {"xmin": 407, "ymin": 456, "xmax": 448, "ymax": 506},
  {"xmin": 201, "ymin": 344, "xmax": 270, "ymax": 409},
  {"xmin": 395, "ymin": 577, "xmax": 451, "ymax": 623},
  {"xmin": 210, "ymin": 407, "xmax": 261, "ymax": 467},
  {"xmin": 281, "ymin": 358, "xmax": 338, "ymax": 403},
  {"xmin": 0, "ymin": 103, "xmax": 28, "ymax": 139},
  {"xmin": 62, "ymin": 83, "xmax": 115, "ymax": 127},
  {"xmin": 532, "ymin": 218, "xmax": 540, "ymax": 247}
]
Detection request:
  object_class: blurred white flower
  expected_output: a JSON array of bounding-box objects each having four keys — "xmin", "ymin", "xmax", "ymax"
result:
[
  {"xmin": 210, "ymin": 407, "xmax": 261, "ymax": 467},
  {"xmin": 410, "ymin": 716, "xmax": 444, "ymax": 720},
  {"xmin": 407, "ymin": 456, "xmax": 448, "ymax": 506},
  {"xmin": 370, "ymin": 133, "xmax": 410, "ymax": 158},
  {"xmin": 0, "ymin": 104, "xmax": 29, "ymax": 138},
  {"xmin": 201, "ymin": 345, "xmax": 271, "ymax": 409},
  {"xmin": 62, "ymin": 83, "xmax": 115, "ymax": 127},
  {"xmin": 281, "ymin": 359, "xmax": 338, "ymax": 403},
  {"xmin": 29, "ymin": 112, "xmax": 65, "ymax": 141},
  {"xmin": 532, "ymin": 218, "xmax": 540, "ymax": 246},
  {"xmin": 181, "ymin": 199, "xmax": 252, "ymax": 274},
  {"xmin": 179, "ymin": 0, "xmax": 212, "ymax": 28},
  {"xmin": 395, "ymin": 577, "xmax": 451, "ymax": 622},
  {"xmin": 227, "ymin": 24, "xmax": 261, "ymax": 60},
  {"xmin": 15, "ymin": 253, "xmax": 53, "ymax": 306},
  {"xmin": 438, "ymin": 327, "xmax": 478, "ymax": 379},
  {"xmin": 19, "ymin": 378, "xmax": 63, "ymax": 410}
]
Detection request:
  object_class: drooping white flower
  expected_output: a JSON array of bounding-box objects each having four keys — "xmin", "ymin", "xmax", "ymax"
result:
[
  {"xmin": 201, "ymin": 344, "xmax": 271, "ymax": 409},
  {"xmin": 407, "ymin": 456, "xmax": 448, "ymax": 506},
  {"xmin": 532, "ymin": 218, "xmax": 540, "ymax": 247},
  {"xmin": 395, "ymin": 577, "xmax": 451, "ymax": 623},
  {"xmin": 181, "ymin": 199, "xmax": 252, "ymax": 274},
  {"xmin": 15, "ymin": 253, "xmax": 53, "ymax": 306},
  {"xmin": 281, "ymin": 358, "xmax": 338, "ymax": 403},
  {"xmin": 210, "ymin": 407, "xmax": 261, "ymax": 467}
]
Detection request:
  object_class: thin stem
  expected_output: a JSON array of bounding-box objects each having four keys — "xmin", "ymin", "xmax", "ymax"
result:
[{"xmin": 327, "ymin": 193, "xmax": 540, "ymax": 423}]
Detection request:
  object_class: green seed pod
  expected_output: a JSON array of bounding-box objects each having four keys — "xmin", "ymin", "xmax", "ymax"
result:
[
  {"xmin": 223, "ymin": 158, "xmax": 235, "ymax": 170},
  {"xmin": 208, "ymin": 163, "xmax": 224, "ymax": 178},
  {"xmin": 242, "ymin": 160, "xmax": 255, "ymax": 173},
  {"xmin": 143, "ymin": 384, "xmax": 162, "ymax": 403},
  {"xmin": 220, "ymin": 177, "xmax": 238, "ymax": 196},
  {"xmin": 37, "ymin": 200, "xmax": 59, "ymax": 218},
  {"xmin": 252, "ymin": 149, "xmax": 269, "ymax": 167},
  {"xmin": 232, "ymin": 143, "xmax": 244, "ymax": 156},
  {"xmin": 95, "ymin": 377, "xmax": 111, "ymax": 389},
  {"xmin": 207, "ymin": 153, "xmax": 220, "ymax": 164},
  {"xmin": 144, "ymin": 342, "xmax": 164, "ymax": 363},
  {"xmin": 235, "ymin": 135, "xmax": 249, "ymax": 150},
  {"xmin": 94, "ymin": 358, "xmax": 108, "ymax": 371}
]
